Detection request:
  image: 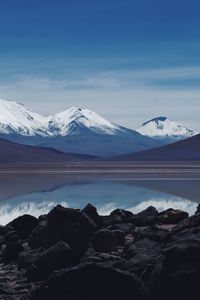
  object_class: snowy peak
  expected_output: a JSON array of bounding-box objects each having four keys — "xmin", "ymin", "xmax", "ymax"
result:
[
  {"xmin": 137, "ymin": 116, "xmax": 198, "ymax": 141},
  {"xmin": 48, "ymin": 107, "xmax": 121, "ymax": 136},
  {"xmin": 0, "ymin": 100, "xmax": 124, "ymax": 137},
  {"xmin": 0, "ymin": 99, "xmax": 48, "ymax": 136}
]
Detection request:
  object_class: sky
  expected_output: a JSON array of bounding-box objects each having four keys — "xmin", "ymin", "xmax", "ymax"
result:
[{"xmin": 0, "ymin": 0, "xmax": 200, "ymax": 130}]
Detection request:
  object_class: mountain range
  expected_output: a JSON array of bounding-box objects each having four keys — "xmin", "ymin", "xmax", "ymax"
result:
[
  {"xmin": 0, "ymin": 98, "xmax": 198, "ymax": 160},
  {"xmin": 0, "ymin": 99, "xmax": 162, "ymax": 157}
]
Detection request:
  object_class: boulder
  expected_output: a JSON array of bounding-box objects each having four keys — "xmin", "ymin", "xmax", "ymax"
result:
[
  {"xmin": 170, "ymin": 212, "xmax": 200, "ymax": 234},
  {"xmin": 110, "ymin": 209, "xmax": 133, "ymax": 222},
  {"xmin": 29, "ymin": 205, "xmax": 96, "ymax": 262},
  {"xmin": 133, "ymin": 226, "xmax": 168, "ymax": 242},
  {"xmin": 112, "ymin": 230, "xmax": 125, "ymax": 245},
  {"xmin": 110, "ymin": 223, "xmax": 133, "ymax": 233},
  {"xmin": 4, "ymin": 231, "xmax": 20, "ymax": 244},
  {"xmin": 195, "ymin": 203, "xmax": 200, "ymax": 214},
  {"xmin": 3, "ymin": 241, "xmax": 24, "ymax": 263},
  {"xmin": 149, "ymin": 225, "xmax": 200, "ymax": 300},
  {"xmin": 81, "ymin": 203, "xmax": 102, "ymax": 228},
  {"xmin": 28, "ymin": 241, "xmax": 73, "ymax": 281},
  {"xmin": 0, "ymin": 225, "xmax": 13, "ymax": 236},
  {"xmin": 123, "ymin": 238, "xmax": 161, "ymax": 277},
  {"xmin": 31, "ymin": 263, "xmax": 147, "ymax": 300},
  {"xmin": 130, "ymin": 206, "xmax": 158, "ymax": 226},
  {"xmin": 157, "ymin": 208, "xmax": 188, "ymax": 225},
  {"xmin": 28, "ymin": 221, "xmax": 47, "ymax": 249},
  {"xmin": 18, "ymin": 247, "xmax": 44, "ymax": 270},
  {"xmin": 6, "ymin": 215, "xmax": 38, "ymax": 240},
  {"xmin": 92, "ymin": 229, "xmax": 117, "ymax": 253}
]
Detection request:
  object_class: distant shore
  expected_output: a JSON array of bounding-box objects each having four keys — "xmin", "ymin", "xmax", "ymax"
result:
[{"xmin": 0, "ymin": 161, "xmax": 200, "ymax": 179}]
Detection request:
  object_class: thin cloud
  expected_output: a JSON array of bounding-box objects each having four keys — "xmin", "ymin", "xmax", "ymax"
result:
[{"xmin": 0, "ymin": 66, "xmax": 199, "ymax": 131}]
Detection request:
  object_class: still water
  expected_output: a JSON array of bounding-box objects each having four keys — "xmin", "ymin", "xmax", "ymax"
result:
[{"xmin": 0, "ymin": 173, "xmax": 199, "ymax": 225}]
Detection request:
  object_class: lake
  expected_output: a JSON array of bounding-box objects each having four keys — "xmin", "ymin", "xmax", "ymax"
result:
[{"xmin": 0, "ymin": 173, "xmax": 199, "ymax": 224}]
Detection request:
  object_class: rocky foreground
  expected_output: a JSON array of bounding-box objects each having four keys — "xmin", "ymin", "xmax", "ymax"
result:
[{"xmin": 0, "ymin": 204, "xmax": 200, "ymax": 300}]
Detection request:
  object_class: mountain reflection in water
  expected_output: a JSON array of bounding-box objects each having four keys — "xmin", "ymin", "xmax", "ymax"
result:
[{"xmin": 0, "ymin": 174, "xmax": 199, "ymax": 224}]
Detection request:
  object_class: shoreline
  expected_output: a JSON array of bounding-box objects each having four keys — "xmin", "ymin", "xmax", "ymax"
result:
[
  {"xmin": 0, "ymin": 203, "xmax": 199, "ymax": 299},
  {"xmin": 0, "ymin": 162, "xmax": 200, "ymax": 179}
]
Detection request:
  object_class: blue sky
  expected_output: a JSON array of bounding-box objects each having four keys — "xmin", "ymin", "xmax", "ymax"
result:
[{"xmin": 0, "ymin": 0, "xmax": 200, "ymax": 130}]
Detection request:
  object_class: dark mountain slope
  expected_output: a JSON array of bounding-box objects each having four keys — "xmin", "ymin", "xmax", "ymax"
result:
[
  {"xmin": 114, "ymin": 134, "xmax": 200, "ymax": 161},
  {"xmin": 0, "ymin": 138, "xmax": 95, "ymax": 163}
]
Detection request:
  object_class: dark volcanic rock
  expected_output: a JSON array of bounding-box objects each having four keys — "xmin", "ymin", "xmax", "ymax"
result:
[
  {"xmin": 195, "ymin": 203, "xmax": 200, "ymax": 214},
  {"xmin": 81, "ymin": 203, "xmax": 102, "ymax": 228},
  {"xmin": 100, "ymin": 214, "xmax": 123, "ymax": 227},
  {"xmin": 110, "ymin": 222, "xmax": 133, "ymax": 233},
  {"xmin": 6, "ymin": 214, "xmax": 38, "ymax": 239},
  {"xmin": 92, "ymin": 229, "xmax": 117, "ymax": 253},
  {"xmin": 4, "ymin": 231, "xmax": 20, "ymax": 244},
  {"xmin": 0, "ymin": 225, "xmax": 13, "ymax": 237},
  {"xmin": 157, "ymin": 208, "xmax": 188, "ymax": 225},
  {"xmin": 133, "ymin": 226, "xmax": 168, "ymax": 242},
  {"xmin": 149, "ymin": 220, "xmax": 200, "ymax": 300},
  {"xmin": 110, "ymin": 209, "xmax": 134, "ymax": 222},
  {"xmin": 170, "ymin": 211, "xmax": 200, "ymax": 234},
  {"xmin": 28, "ymin": 241, "xmax": 73, "ymax": 281},
  {"xmin": 123, "ymin": 238, "xmax": 161, "ymax": 277},
  {"xmin": 0, "ymin": 204, "xmax": 199, "ymax": 300},
  {"xmin": 46, "ymin": 205, "xmax": 96, "ymax": 260},
  {"xmin": 31, "ymin": 263, "xmax": 147, "ymax": 300},
  {"xmin": 112, "ymin": 230, "xmax": 125, "ymax": 245},
  {"xmin": 29, "ymin": 205, "xmax": 96, "ymax": 262},
  {"xmin": 28, "ymin": 221, "xmax": 47, "ymax": 249},
  {"xmin": 3, "ymin": 241, "xmax": 24, "ymax": 263},
  {"xmin": 18, "ymin": 247, "xmax": 45, "ymax": 270},
  {"xmin": 130, "ymin": 206, "xmax": 158, "ymax": 226}
]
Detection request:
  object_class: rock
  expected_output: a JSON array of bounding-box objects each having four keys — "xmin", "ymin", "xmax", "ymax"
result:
[
  {"xmin": 157, "ymin": 208, "xmax": 188, "ymax": 225},
  {"xmin": 28, "ymin": 221, "xmax": 47, "ymax": 249},
  {"xmin": 6, "ymin": 215, "xmax": 38, "ymax": 240},
  {"xmin": 27, "ymin": 241, "xmax": 73, "ymax": 281},
  {"xmin": 4, "ymin": 231, "xmax": 20, "ymax": 244},
  {"xmin": 133, "ymin": 226, "xmax": 168, "ymax": 242},
  {"xmin": 38, "ymin": 214, "xmax": 47, "ymax": 222},
  {"xmin": 29, "ymin": 205, "xmax": 96, "ymax": 262},
  {"xmin": 149, "ymin": 225, "xmax": 200, "ymax": 300},
  {"xmin": 31, "ymin": 263, "xmax": 147, "ymax": 300},
  {"xmin": 81, "ymin": 203, "xmax": 102, "ymax": 228},
  {"xmin": 110, "ymin": 223, "xmax": 133, "ymax": 233},
  {"xmin": 112, "ymin": 230, "xmax": 125, "ymax": 245},
  {"xmin": 92, "ymin": 229, "xmax": 117, "ymax": 253},
  {"xmin": 110, "ymin": 209, "xmax": 134, "ymax": 222},
  {"xmin": 123, "ymin": 238, "xmax": 161, "ymax": 277},
  {"xmin": 130, "ymin": 206, "xmax": 158, "ymax": 226},
  {"xmin": 170, "ymin": 212, "xmax": 200, "ymax": 234},
  {"xmin": 18, "ymin": 247, "xmax": 44, "ymax": 270},
  {"xmin": 3, "ymin": 241, "xmax": 24, "ymax": 263},
  {"xmin": 195, "ymin": 203, "xmax": 200, "ymax": 214},
  {"xmin": 100, "ymin": 214, "xmax": 123, "ymax": 227},
  {"xmin": 0, "ymin": 225, "xmax": 13, "ymax": 236}
]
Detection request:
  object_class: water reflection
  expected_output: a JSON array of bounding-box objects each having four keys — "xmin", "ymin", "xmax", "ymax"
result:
[{"xmin": 0, "ymin": 174, "xmax": 199, "ymax": 225}]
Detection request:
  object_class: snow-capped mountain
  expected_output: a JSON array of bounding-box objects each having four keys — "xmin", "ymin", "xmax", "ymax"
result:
[
  {"xmin": 42, "ymin": 107, "xmax": 163, "ymax": 156},
  {"xmin": 136, "ymin": 116, "xmax": 197, "ymax": 143},
  {"xmin": 0, "ymin": 99, "xmax": 129, "ymax": 137},
  {"xmin": 0, "ymin": 99, "xmax": 162, "ymax": 157},
  {"xmin": 0, "ymin": 99, "xmax": 49, "ymax": 136},
  {"xmin": 48, "ymin": 107, "xmax": 124, "ymax": 136}
]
